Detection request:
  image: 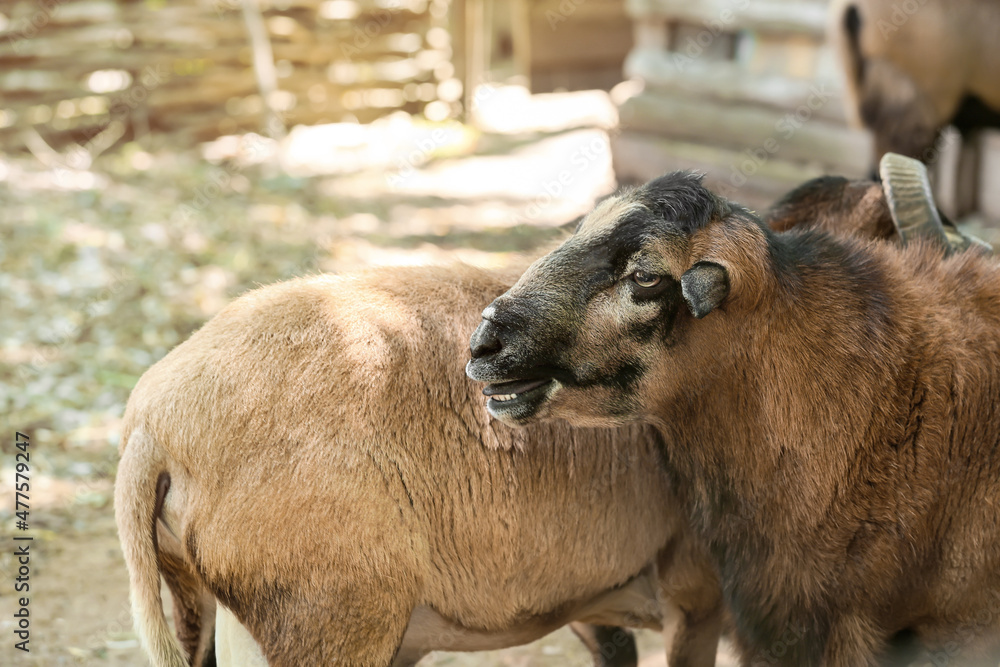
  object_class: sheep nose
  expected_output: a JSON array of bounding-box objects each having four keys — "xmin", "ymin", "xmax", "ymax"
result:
[{"xmin": 470, "ymin": 318, "xmax": 503, "ymax": 359}]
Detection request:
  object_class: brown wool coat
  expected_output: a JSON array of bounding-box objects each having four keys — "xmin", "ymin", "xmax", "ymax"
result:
[{"xmin": 466, "ymin": 172, "xmax": 1000, "ymax": 666}]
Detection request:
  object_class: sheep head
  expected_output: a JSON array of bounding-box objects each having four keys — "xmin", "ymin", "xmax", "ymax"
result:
[{"xmin": 466, "ymin": 171, "xmax": 764, "ymax": 427}]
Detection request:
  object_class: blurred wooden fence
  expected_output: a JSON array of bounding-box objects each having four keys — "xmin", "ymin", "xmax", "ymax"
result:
[
  {"xmin": 0, "ymin": 0, "xmax": 460, "ymax": 152},
  {"xmin": 518, "ymin": 0, "xmax": 630, "ymax": 93},
  {"xmin": 612, "ymin": 0, "xmax": 871, "ymax": 210}
]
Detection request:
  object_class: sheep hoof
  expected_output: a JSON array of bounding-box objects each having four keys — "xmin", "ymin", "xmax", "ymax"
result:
[{"xmin": 879, "ymin": 152, "xmax": 993, "ymax": 256}]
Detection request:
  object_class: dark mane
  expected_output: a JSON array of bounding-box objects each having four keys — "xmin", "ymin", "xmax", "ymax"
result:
[{"xmin": 634, "ymin": 171, "xmax": 734, "ymax": 235}]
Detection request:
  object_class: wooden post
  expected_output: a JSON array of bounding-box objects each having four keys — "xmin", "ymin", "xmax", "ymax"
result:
[
  {"xmin": 240, "ymin": 0, "xmax": 286, "ymax": 140},
  {"xmin": 978, "ymin": 130, "xmax": 1000, "ymax": 222},
  {"xmin": 955, "ymin": 133, "xmax": 982, "ymax": 220},
  {"xmin": 511, "ymin": 0, "xmax": 531, "ymax": 87},
  {"xmin": 464, "ymin": 0, "xmax": 485, "ymax": 115}
]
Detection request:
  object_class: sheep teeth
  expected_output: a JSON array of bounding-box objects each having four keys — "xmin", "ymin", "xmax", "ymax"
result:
[{"xmin": 491, "ymin": 393, "xmax": 517, "ymax": 402}]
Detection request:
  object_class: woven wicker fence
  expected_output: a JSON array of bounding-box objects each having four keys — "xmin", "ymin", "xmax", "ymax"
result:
[{"xmin": 0, "ymin": 0, "xmax": 461, "ymax": 152}]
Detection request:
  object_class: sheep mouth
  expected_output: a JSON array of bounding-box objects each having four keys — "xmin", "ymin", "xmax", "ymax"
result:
[
  {"xmin": 481, "ymin": 378, "xmax": 557, "ymax": 419},
  {"xmin": 483, "ymin": 378, "xmax": 550, "ymax": 400}
]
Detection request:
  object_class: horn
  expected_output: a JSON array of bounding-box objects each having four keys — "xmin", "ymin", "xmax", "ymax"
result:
[
  {"xmin": 938, "ymin": 212, "xmax": 994, "ymax": 255},
  {"xmin": 878, "ymin": 152, "xmax": 953, "ymax": 254}
]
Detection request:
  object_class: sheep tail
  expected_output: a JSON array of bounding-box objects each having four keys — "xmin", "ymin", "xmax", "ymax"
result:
[
  {"xmin": 829, "ymin": 0, "xmax": 865, "ymax": 127},
  {"xmin": 115, "ymin": 429, "xmax": 189, "ymax": 667}
]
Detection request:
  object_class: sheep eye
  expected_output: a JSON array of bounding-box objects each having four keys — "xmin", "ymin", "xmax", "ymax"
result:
[{"xmin": 632, "ymin": 271, "xmax": 661, "ymax": 288}]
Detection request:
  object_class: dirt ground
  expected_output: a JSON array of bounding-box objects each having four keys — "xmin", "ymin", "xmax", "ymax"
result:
[{"xmin": 3, "ymin": 88, "xmax": 994, "ymax": 666}]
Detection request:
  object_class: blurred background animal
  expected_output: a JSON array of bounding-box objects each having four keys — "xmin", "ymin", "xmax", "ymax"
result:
[{"xmin": 830, "ymin": 0, "xmax": 1000, "ymax": 165}]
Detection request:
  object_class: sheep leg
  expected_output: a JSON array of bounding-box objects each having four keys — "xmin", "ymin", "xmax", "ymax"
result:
[
  {"xmin": 201, "ymin": 571, "xmax": 414, "ymax": 667},
  {"xmin": 158, "ymin": 522, "xmax": 217, "ymax": 666},
  {"xmin": 253, "ymin": 595, "xmax": 411, "ymax": 667},
  {"xmin": 569, "ymin": 622, "xmax": 639, "ymax": 667},
  {"xmin": 656, "ymin": 530, "xmax": 724, "ymax": 667},
  {"xmin": 664, "ymin": 605, "xmax": 723, "ymax": 667},
  {"xmin": 819, "ymin": 616, "xmax": 884, "ymax": 667},
  {"xmin": 215, "ymin": 606, "xmax": 268, "ymax": 666}
]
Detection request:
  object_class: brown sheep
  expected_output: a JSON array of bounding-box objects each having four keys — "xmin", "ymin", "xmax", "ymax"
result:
[
  {"xmin": 766, "ymin": 154, "xmax": 992, "ymax": 256},
  {"xmin": 765, "ymin": 175, "xmax": 896, "ymax": 239},
  {"xmin": 115, "ymin": 263, "xmax": 724, "ymax": 667},
  {"xmin": 466, "ymin": 170, "xmax": 1000, "ymax": 666},
  {"xmin": 829, "ymin": 0, "xmax": 1000, "ymax": 163}
]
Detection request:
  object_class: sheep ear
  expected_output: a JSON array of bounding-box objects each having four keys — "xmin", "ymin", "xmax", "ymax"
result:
[{"xmin": 681, "ymin": 262, "xmax": 729, "ymax": 319}]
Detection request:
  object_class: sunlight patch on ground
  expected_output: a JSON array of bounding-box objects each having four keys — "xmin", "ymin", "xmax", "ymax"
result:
[
  {"xmin": 324, "ymin": 237, "xmax": 532, "ymax": 272},
  {"xmin": 321, "ymin": 129, "xmax": 615, "ymax": 228},
  {"xmin": 0, "ymin": 158, "xmax": 107, "ymax": 191},
  {"xmin": 472, "ymin": 85, "xmax": 618, "ymax": 135},
  {"xmin": 202, "ymin": 113, "xmax": 479, "ymax": 177}
]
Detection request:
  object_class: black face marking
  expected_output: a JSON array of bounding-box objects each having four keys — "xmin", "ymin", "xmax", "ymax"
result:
[
  {"xmin": 467, "ymin": 170, "xmax": 746, "ymax": 424},
  {"xmin": 584, "ymin": 361, "xmax": 646, "ymax": 419},
  {"xmin": 600, "ymin": 360, "xmax": 645, "ymax": 392},
  {"xmin": 627, "ymin": 318, "xmax": 661, "ymax": 345},
  {"xmin": 577, "ymin": 172, "xmax": 735, "ymax": 277},
  {"xmin": 576, "ymin": 242, "xmax": 614, "ymax": 272},
  {"xmin": 636, "ymin": 283, "xmax": 684, "ymax": 343},
  {"xmin": 629, "ymin": 275, "xmax": 678, "ymax": 303},
  {"xmin": 605, "ymin": 212, "xmax": 654, "ymax": 276},
  {"xmin": 557, "ymin": 357, "xmax": 648, "ymax": 394},
  {"xmin": 539, "ymin": 176, "xmax": 725, "ymax": 368}
]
